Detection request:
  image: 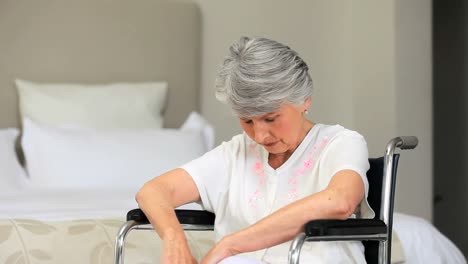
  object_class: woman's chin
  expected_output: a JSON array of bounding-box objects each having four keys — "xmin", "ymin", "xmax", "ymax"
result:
[{"xmin": 263, "ymin": 144, "xmax": 287, "ymax": 154}]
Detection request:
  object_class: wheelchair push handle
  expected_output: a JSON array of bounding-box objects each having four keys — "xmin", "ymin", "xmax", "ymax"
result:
[
  {"xmin": 395, "ymin": 136, "xmax": 418, "ymax": 150},
  {"xmin": 387, "ymin": 136, "xmax": 418, "ymax": 152}
]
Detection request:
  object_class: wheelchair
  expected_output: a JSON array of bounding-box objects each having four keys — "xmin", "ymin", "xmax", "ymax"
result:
[{"xmin": 114, "ymin": 136, "xmax": 418, "ymax": 264}]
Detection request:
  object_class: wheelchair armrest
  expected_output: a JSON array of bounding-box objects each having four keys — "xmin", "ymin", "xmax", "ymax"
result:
[
  {"xmin": 127, "ymin": 208, "xmax": 150, "ymax": 224},
  {"xmin": 175, "ymin": 209, "xmax": 215, "ymax": 225},
  {"xmin": 305, "ymin": 218, "xmax": 387, "ymax": 237},
  {"xmin": 126, "ymin": 208, "xmax": 215, "ymax": 226}
]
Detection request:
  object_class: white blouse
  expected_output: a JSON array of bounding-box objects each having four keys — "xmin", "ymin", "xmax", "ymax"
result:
[{"xmin": 181, "ymin": 124, "xmax": 374, "ymax": 263}]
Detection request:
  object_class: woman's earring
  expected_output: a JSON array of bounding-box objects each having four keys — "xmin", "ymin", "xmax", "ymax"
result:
[{"xmin": 304, "ymin": 110, "xmax": 309, "ymax": 115}]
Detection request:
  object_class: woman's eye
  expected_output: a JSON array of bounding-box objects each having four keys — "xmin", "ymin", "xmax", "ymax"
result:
[
  {"xmin": 265, "ymin": 118, "xmax": 275, "ymax": 123},
  {"xmin": 244, "ymin": 119, "xmax": 253, "ymax": 124}
]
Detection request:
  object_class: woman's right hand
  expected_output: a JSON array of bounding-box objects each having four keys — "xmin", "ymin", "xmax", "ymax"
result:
[
  {"xmin": 161, "ymin": 235, "xmax": 198, "ymax": 264},
  {"xmin": 136, "ymin": 169, "xmax": 202, "ymax": 263}
]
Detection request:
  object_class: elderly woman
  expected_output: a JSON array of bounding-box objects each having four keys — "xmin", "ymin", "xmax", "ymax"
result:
[{"xmin": 136, "ymin": 36, "xmax": 374, "ymax": 264}]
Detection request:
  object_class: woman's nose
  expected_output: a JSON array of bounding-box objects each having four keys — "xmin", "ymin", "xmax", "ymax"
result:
[{"xmin": 253, "ymin": 123, "xmax": 269, "ymax": 143}]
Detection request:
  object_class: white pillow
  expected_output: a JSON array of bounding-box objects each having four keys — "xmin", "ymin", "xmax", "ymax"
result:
[
  {"xmin": 21, "ymin": 118, "xmax": 206, "ymax": 190},
  {"xmin": 16, "ymin": 79, "xmax": 168, "ymax": 128},
  {"xmin": 180, "ymin": 111, "xmax": 215, "ymax": 150},
  {"xmin": 0, "ymin": 128, "xmax": 27, "ymax": 190}
]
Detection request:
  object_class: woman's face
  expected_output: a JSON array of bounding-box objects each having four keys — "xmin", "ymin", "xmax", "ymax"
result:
[{"xmin": 239, "ymin": 101, "xmax": 311, "ymax": 154}]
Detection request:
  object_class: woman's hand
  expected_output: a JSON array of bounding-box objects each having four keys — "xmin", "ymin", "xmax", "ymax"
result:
[
  {"xmin": 161, "ymin": 235, "xmax": 198, "ymax": 264},
  {"xmin": 200, "ymin": 236, "xmax": 239, "ymax": 264},
  {"xmin": 136, "ymin": 169, "xmax": 202, "ymax": 264}
]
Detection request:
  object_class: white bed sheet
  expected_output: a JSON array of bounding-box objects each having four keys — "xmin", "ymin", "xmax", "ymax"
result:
[
  {"xmin": 393, "ymin": 212, "xmax": 466, "ymax": 264},
  {"xmin": 0, "ymin": 187, "xmax": 202, "ymax": 221}
]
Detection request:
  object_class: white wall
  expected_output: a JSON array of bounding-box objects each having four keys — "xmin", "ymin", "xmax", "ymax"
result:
[{"xmin": 191, "ymin": 0, "xmax": 432, "ymax": 221}]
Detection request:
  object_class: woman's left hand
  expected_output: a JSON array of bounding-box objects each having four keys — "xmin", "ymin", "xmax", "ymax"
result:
[{"xmin": 200, "ymin": 236, "xmax": 239, "ymax": 264}]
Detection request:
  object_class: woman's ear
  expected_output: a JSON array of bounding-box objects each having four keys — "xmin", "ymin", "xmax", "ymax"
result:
[{"xmin": 304, "ymin": 96, "xmax": 312, "ymax": 110}]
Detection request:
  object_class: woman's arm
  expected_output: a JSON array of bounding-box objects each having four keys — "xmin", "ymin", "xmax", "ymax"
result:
[
  {"xmin": 136, "ymin": 168, "xmax": 201, "ymax": 264},
  {"xmin": 200, "ymin": 169, "xmax": 365, "ymax": 264}
]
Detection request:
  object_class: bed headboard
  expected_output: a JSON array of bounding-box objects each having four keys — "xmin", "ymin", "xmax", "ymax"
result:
[{"xmin": 0, "ymin": 0, "xmax": 200, "ymax": 129}]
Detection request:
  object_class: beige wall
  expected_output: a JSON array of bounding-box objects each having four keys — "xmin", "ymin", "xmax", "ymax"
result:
[
  {"xmin": 192, "ymin": 0, "xmax": 356, "ymax": 141},
  {"xmin": 191, "ymin": 0, "xmax": 432, "ymax": 221},
  {"xmin": 394, "ymin": 0, "xmax": 432, "ymax": 222}
]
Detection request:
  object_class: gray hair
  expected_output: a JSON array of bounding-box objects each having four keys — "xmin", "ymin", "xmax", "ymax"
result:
[{"xmin": 215, "ymin": 36, "xmax": 313, "ymax": 117}]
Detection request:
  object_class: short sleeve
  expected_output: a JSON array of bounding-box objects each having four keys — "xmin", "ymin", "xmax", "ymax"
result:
[
  {"xmin": 320, "ymin": 131, "xmax": 375, "ymax": 218},
  {"xmin": 180, "ymin": 143, "xmax": 230, "ymax": 213}
]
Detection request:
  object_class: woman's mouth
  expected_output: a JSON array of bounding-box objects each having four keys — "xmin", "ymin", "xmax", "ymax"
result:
[{"xmin": 264, "ymin": 141, "xmax": 278, "ymax": 147}]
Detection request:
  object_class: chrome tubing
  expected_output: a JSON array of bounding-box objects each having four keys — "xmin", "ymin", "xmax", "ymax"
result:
[
  {"xmin": 288, "ymin": 232, "xmax": 306, "ymax": 264},
  {"xmin": 114, "ymin": 220, "xmax": 140, "ymax": 264},
  {"xmin": 380, "ymin": 136, "xmax": 418, "ymax": 264}
]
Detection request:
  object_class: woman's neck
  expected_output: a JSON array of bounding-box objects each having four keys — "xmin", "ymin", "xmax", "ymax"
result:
[{"xmin": 268, "ymin": 120, "xmax": 315, "ymax": 169}]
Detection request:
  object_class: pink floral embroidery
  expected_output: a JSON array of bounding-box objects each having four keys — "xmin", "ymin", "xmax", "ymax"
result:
[
  {"xmin": 254, "ymin": 161, "xmax": 265, "ymax": 177},
  {"xmin": 285, "ymin": 136, "xmax": 330, "ymax": 202},
  {"xmin": 303, "ymin": 159, "xmax": 313, "ymax": 169},
  {"xmin": 247, "ymin": 135, "xmax": 332, "ymax": 206},
  {"xmin": 288, "ymin": 178, "xmax": 298, "ymax": 185},
  {"xmin": 294, "ymin": 168, "xmax": 305, "ymax": 175},
  {"xmin": 248, "ymin": 142, "xmax": 266, "ymax": 207}
]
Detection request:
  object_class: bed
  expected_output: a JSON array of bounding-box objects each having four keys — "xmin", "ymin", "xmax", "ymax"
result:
[{"xmin": 0, "ymin": 1, "xmax": 465, "ymax": 264}]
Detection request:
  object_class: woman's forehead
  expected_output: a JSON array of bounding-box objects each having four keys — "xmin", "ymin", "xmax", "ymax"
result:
[
  {"xmin": 238, "ymin": 103, "xmax": 300, "ymax": 119},
  {"xmin": 239, "ymin": 112, "xmax": 274, "ymax": 120}
]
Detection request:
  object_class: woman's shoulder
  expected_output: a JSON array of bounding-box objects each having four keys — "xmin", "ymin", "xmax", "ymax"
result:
[
  {"xmin": 212, "ymin": 133, "xmax": 257, "ymax": 164},
  {"xmin": 313, "ymin": 123, "xmax": 366, "ymax": 147},
  {"xmin": 313, "ymin": 124, "xmax": 369, "ymax": 163},
  {"xmin": 220, "ymin": 133, "xmax": 249, "ymax": 145},
  {"xmin": 315, "ymin": 123, "xmax": 365, "ymax": 138},
  {"xmin": 216, "ymin": 133, "xmax": 252, "ymax": 152}
]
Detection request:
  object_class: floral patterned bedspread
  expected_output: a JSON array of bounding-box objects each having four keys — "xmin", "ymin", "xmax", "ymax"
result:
[
  {"xmin": 0, "ymin": 218, "xmax": 214, "ymax": 264},
  {"xmin": 0, "ymin": 218, "xmax": 405, "ymax": 264}
]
